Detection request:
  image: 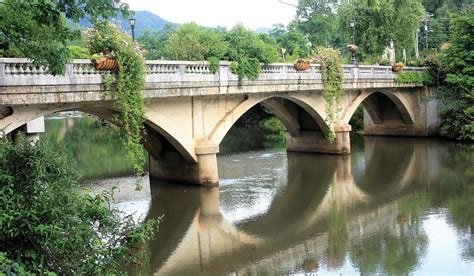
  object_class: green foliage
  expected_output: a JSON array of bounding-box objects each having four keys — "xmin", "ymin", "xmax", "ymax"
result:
[
  {"xmin": 423, "ymin": 54, "xmax": 444, "ymax": 86},
  {"xmin": 270, "ymin": 23, "xmax": 312, "ymax": 61},
  {"xmin": 42, "ymin": 115, "xmax": 138, "ymax": 181},
  {"xmin": 349, "ymin": 106, "xmax": 364, "ymax": 133},
  {"xmin": 165, "ymin": 23, "xmax": 228, "ymax": 73},
  {"xmin": 314, "ymin": 47, "xmax": 344, "ymax": 142},
  {"xmin": 437, "ymin": 13, "xmax": 474, "ymax": 141},
  {"xmin": 66, "ymin": 45, "xmax": 90, "ymax": 59},
  {"xmin": 224, "ymin": 25, "xmax": 280, "ymax": 85},
  {"xmin": 0, "ymin": 0, "xmax": 129, "ymax": 75},
  {"xmin": 293, "ymin": 0, "xmax": 341, "ymax": 49},
  {"xmin": 337, "ymin": 0, "xmax": 424, "ymax": 61},
  {"xmin": 259, "ymin": 117, "xmax": 287, "ymax": 148},
  {"xmin": 137, "ymin": 24, "xmax": 175, "ymax": 60},
  {"xmin": 0, "ymin": 136, "xmax": 158, "ymax": 274},
  {"xmin": 86, "ymin": 22, "xmax": 147, "ymax": 186},
  {"xmin": 395, "ymin": 71, "xmax": 429, "ymax": 85}
]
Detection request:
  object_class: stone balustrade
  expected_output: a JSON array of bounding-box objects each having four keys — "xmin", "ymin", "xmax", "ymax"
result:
[{"xmin": 0, "ymin": 58, "xmax": 425, "ymax": 87}]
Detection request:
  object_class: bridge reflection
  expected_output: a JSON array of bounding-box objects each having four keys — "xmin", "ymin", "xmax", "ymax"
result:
[{"xmin": 144, "ymin": 137, "xmax": 439, "ymax": 275}]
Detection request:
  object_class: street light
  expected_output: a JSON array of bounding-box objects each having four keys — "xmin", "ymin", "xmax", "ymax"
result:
[
  {"xmin": 129, "ymin": 17, "xmax": 136, "ymax": 42},
  {"xmin": 349, "ymin": 20, "xmax": 357, "ymax": 65}
]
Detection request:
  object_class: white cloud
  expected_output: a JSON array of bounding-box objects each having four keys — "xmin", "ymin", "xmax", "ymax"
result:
[{"xmin": 123, "ymin": 0, "xmax": 297, "ymax": 29}]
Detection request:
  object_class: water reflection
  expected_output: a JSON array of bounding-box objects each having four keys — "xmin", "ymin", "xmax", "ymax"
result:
[
  {"xmin": 42, "ymin": 115, "xmax": 136, "ymax": 180},
  {"xmin": 127, "ymin": 137, "xmax": 474, "ymax": 275}
]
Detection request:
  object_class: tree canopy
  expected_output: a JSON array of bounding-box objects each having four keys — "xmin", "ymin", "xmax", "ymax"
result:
[{"xmin": 0, "ymin": 0, "xmax": 130, "ymax": 75}]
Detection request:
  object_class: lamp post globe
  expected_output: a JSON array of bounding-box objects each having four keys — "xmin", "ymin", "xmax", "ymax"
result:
[{"xmin": 129, "ymin": 17, "xmax": 136, "ymax": 42}]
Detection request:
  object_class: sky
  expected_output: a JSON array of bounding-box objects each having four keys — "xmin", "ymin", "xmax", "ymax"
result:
[{"xmin": 122, "ymin": 0, "xmax": 298, "ymax": 30}]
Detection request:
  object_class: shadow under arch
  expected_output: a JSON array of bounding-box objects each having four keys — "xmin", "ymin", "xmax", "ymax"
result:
[
  {"xmin": 342, "ymin": 90, "xmax": 415, "ymax": 126},
  {"xmin": 210, "ymin": 95, "xmax": 330, "ymax": 146}
]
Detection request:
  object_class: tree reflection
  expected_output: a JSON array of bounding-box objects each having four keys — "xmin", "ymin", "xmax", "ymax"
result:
[
  {"xmin": 437, "ymin": 144, "xmax": 474, "ymax": 261},
  {"xmin": 350, "ymin": 195, "xmax": 428, "ymax": 274},
  {"xmin": 324, "ymin": 199, "xmax": 350, "ymax": 269},
  {"xmin": 42, "ymin": 114, "xmax": 136, "ymax": 180}
]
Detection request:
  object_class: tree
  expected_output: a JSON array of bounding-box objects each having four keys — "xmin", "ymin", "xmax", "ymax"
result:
[
  {"xmin": 224, "ymin": 25, "xmax": 280, "ymax": 84},
  {"xmin": 165, "ymin": 23, "xmax": 228, "ymax": 63},
  {"xmin": 337, "ymin": 0, "xmax": 424, "ymax": 61},
  {"xmin": 165, "ymin": 23, "xmax": 229, "ymax": 72},
  {"xmin": 293, "ymin": 0, "xmax": 342, "ymax": 48},
  {"xmin": 0, "ymin": 0, "xmax": 130, "ymax": 75},
  {"xmin": 437, "ymin": 13, "xmax": 474, "ymax": 141},
  {"xmin": 138, "ymin": 24, "xmax": 175, "ymax": 60},
  {"xmin": 270, "ymin": 24, "xmax": 312, "ymax": 61}
]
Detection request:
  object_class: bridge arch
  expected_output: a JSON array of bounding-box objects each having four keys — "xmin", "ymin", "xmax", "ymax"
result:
[
  {"xmin": 209, "ymin": 95, "xmax": 330, "ymax": 146},
  {"xmin": 0, "ymin": 104, "xmax": 196, "ymax": 163},
  {"xmin": 341, "ymin": 90, "xmax": 414, "ymax": 126}
]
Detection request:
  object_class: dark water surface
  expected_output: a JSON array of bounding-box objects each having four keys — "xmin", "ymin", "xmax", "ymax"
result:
[{"xmin": 44, "ymin": 115, "xmax": 474, "ymax": 275}]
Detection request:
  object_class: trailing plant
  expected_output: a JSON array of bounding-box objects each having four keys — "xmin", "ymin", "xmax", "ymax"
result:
[
  {"xmin": 0, "ymin": 136, "xmax": 158, "ymax": 274},
  {"xmin": 85, "ymin": 21, "xmax": 147, "ymax": 188},
  {"xmin": 313, "ymin": 47, "xmax": 344, "ymax": 142}
]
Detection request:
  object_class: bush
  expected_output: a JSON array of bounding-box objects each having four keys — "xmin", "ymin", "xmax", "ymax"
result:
[
  {"xmin": 395, "ymin": 71, "xmax": 429, "ymax": 86},
  {"xmin": 0, "ymin": 136, "xmax": 158, "ymax": 274},
  {"xmin": 66, "ymin": 45, "xmax": 90, "ymax": 59}
]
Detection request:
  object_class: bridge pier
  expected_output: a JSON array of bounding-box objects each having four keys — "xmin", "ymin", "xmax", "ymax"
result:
[
  {"xmin": 10, "ymin": 116, "xmax": 45, "ymax": 144},
  {"xmin": 149, "ymin": 142, "xmax": 219, "ymax": 186},
  {"xmin": 286, "ymin": 125, "xmax": 351, "ymax": 155}
]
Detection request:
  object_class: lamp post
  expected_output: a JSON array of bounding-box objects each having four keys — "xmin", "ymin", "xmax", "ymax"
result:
[
  {"xmin": 129, "ymin": 17, "xmax": 136, "ymax": 42},
  {"xmin": 349, "ymin": 20, "xmax": 357, "ymax": 64}
]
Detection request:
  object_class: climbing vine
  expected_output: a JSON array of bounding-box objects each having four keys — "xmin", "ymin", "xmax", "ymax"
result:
[
  {"xmin": 85, "ymin": 21, "xmax": 146, "ymax": 189},
  {"xmin": 313, "ymin": 47, "xmax": 344, "ymax": 142}
]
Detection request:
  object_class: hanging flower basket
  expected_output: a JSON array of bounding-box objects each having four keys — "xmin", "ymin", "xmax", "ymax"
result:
[
  {"xmin": 391, "ymin": 62, "xmax": 403, "ymax": 73},
  {"xmin": 92, "ymin": 57, "xmax": 119, "ymax": 70},
  {"xmin": 294, "ymin": 59, "xmax": 311, "ymax": 71},
  {"xmin": 346, "ymin": 44, "xmax": 358, "ymax": 53}
]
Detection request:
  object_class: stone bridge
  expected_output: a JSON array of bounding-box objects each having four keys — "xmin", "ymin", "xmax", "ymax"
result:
[{"xmin": 0, "ymin": 58, "xmax": 439, "ymax": 185}]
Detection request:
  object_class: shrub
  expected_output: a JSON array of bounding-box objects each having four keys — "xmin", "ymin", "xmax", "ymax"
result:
[
  {"xmin": 0, "ymin": 136, "xmax": 158, "ymax": 274},
  {"xmin": 395, "ymin": 71, "xmax": 428, "ymax": 86},
  {"xmin": 66, "ymin": 45, "xmax": 90, "ymax": 59}
]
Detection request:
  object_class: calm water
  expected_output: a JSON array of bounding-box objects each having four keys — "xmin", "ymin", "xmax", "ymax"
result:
[{"xmin": 44, "ymin": 115, "xmax": 474, "ymax": 275}]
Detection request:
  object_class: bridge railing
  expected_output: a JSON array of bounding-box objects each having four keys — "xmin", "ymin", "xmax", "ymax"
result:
[{"xmin": 0, "ymin": 58, "xmax": 425, "ymax": 86}]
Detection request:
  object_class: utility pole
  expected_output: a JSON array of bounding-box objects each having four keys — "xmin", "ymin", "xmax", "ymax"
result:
[
  {"xmin": 421, "ymin": 13, "xmax": 432, "ymax": 51},
  {"xmin": 415, "ymin": 28, "xmax": 420, "ymax": 59}
]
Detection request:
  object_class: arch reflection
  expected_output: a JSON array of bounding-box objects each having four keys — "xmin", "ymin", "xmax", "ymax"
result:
[{"xmin": 145, "ymin": 137, "xmax": 437, "ymax": 275}]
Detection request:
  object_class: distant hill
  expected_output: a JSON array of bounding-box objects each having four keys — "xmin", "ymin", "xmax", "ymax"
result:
[
  {"xmin": 76, "ymin": 11, "xmax": 175, "ymax": 36},
  {"xmin": 74, "ymin": 10, "xmax": 273, "ymax": 36},
  {"xmin": 255, "ymin": 27, "xmax": 272, "ymax": 34}
]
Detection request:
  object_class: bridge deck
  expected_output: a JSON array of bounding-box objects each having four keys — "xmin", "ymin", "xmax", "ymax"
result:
[{"xmin": 0, "ymin": 58, "xmax": 424, "ymax": 105}]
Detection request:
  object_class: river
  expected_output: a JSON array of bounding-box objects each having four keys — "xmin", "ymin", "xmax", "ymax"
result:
[{"xmin": 42, "ymin": 114, "xmax": 474, "ymax": 275}]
